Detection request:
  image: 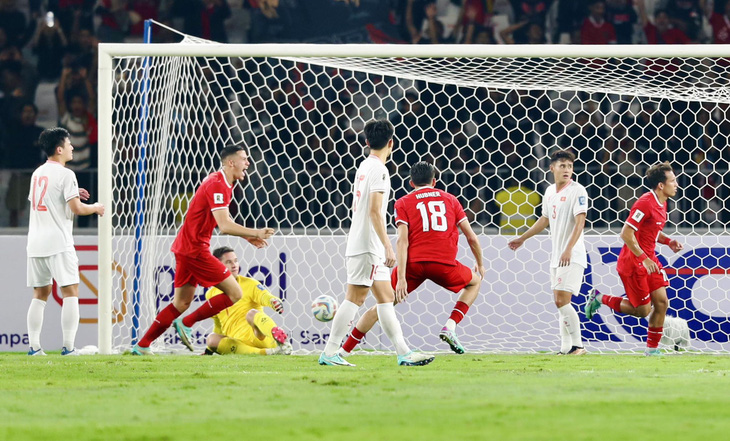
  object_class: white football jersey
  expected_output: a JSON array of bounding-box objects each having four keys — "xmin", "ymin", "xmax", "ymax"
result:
[
  {"xmin": 27, "ymin": 161, "xmax": 80, "ymax": 257},
  {"xmin": 541, "ymin": 180, "xmax": 588, "ymax": 269},
  {"xmin": 345, "ymin": 155, "xmax": 391, "ymax": 258}
]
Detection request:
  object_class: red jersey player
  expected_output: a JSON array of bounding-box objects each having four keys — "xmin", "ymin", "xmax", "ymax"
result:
[
  {"xmin": 340, "ymin": 161, "xmax": 485, "ymax": 355},
  {"xmin": 132, "ymin": 145, "xmax": 275, "ymax": 355},
  {"xmin": 584, "ymin": 162, "xmax": 683, "ymax": 356}
]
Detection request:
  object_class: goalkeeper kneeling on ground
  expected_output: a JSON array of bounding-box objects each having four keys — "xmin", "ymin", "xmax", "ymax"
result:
[{"xmin": 204, "ymin": 247, "xmax": 292, "ymax": 356}]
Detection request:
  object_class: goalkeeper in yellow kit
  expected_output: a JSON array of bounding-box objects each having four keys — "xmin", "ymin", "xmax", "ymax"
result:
[{"xmin": 204, "ymin": 247, "xmax": 292, "ymax": 355}]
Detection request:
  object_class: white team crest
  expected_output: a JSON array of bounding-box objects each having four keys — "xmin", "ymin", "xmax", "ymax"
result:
[
  {"xmin": 214, "ymin": 193, "xmax": 224, "ymax": 204},
  {"xmin": 632, "ymin": 209, "xmax": 645, "ymax": 222},
  {"xmin": 578, "ymin": 196, "xmax": 586, "ymax": 206}
]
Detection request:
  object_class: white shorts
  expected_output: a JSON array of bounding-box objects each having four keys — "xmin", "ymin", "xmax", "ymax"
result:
[
  {"xmin": 346, "ymin": 253, "xmax": 390, "ymax": 287},
  {"xmin": 550, "ymin": 264, "xmax": 585, "ymax": 294},
  {"xmin": 27, "ymin": 251, "xmax": 80, "ymax": 288}
]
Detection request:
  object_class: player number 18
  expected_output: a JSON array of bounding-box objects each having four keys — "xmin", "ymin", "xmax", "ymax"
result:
[{"xmin": 416, "ymin": 201, "xmax": 448, "ymax": 232}]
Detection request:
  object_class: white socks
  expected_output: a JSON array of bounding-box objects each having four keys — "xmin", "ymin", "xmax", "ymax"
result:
[
  {"xmin": 62, "ymin": 297, "xmax": 80, "ymax": 350},
  {"xmin": 27, "ymin": 298, "xmax": 47, "ymax": 349},
  {"xmin": 377, "ymin": 302, "xmax": 410, "ymax": 356},
  {"xmin": 324, "ymin": 299, "xmax": 359, "ymax": 356},
  {"xmin": 558, "ymin": 304, "xmax": 582, "ymax": 349},
  {"xmin": 445, "ymin": 318, "xmax": 457, "ymax": 332}
]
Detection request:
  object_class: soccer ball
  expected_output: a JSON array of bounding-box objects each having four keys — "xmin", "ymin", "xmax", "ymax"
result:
[
  {"xmin": 661, "ymin": 316, "xmax": 691, "ymax": 351},
  {"xmin": 311, "ymin": 295, "xmax": 337, "ymax": 322}
]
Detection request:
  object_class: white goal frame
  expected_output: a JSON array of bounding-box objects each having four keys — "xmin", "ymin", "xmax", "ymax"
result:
[{"xmin": 97, "ymin": 43, "xmax": 730, "ymax": 355}]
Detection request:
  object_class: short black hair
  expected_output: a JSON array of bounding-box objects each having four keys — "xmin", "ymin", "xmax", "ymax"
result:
[
  {"xmin": 410, "ymin": 161, "xmax": 436, "ymax": 186},
  {"xmin": 38, "ymin": 127, "xmax": 70, "ymax": 158},
  {"xmin": 550, "ymin": 149, "xmax": 576, "ymax": 164},
  {"xmin": 212, "ymin": 246, "xmax": 235, "ymax": 260},
  {"xmin": 364, "ymin": 119, "xmax": 394, "ymax": 150},
  {"xmin": 220, "ymin": 145, "xmax": 245, "ymax": 162},
  {"xmin": 646, "ymin": 162, "xmax": 673, "ymax": 189}
]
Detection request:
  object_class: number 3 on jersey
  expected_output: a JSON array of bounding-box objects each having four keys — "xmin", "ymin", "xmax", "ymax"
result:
[
  {"xmin": 416, "ymin": 201, "xmax": 447, "ymax": 232},
  {"xmin": 31, "ymin": 176, "xmax": 49, "ymax": 212}
]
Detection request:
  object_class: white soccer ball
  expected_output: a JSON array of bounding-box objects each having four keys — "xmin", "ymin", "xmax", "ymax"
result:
[
  {"xmin": 661, "ymin": 316, "xmax": 691, "ymax": 351},
  {"xmin": 312, "ymin": 295, "xmax": 338, "ymax": 322}
]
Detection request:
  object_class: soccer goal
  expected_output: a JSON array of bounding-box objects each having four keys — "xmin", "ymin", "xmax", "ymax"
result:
[{"xmin": 98, "ymin": 38, "xmax": 730, "ymax": 355}]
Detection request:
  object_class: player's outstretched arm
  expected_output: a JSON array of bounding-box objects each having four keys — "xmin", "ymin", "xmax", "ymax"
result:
[
  {"xmin": 620, "ymin": 224, "xmax": 659, "ymax": 274},
  {"xmin": 508, "ymin": 216, "xmax": 548, "ymax": 251},
  {"xmin": 67, "ymin": 197, "xmax": 105, "ymax": 217},
  {"xmin": 459, "ymin": 220, "xmax": 486, "ymax": 279},
  {"xmin": 395, "ymin": 223, "xmax": 410, "ymax": 303},
  {"xmin": 559, "ymin": 213, "xmax": 586, "ymax": 267},
  {"xmin": 369, "ymin": 191, "xmax": 395, "ymax": 267},
  {"xmin": 212, "ymin": 209, "xmax": 274, "ymax": 244}
]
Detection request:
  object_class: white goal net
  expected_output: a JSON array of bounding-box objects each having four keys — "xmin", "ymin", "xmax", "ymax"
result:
[{"xmin": 98, "ymin": 41, "xmax": 730, "ymax": 354}]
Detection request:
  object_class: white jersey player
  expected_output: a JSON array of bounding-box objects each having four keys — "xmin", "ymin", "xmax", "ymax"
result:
[
  {"xmin": 319, "ymin": 119, "xmax": 433, "ymax": 367},
  {"xmin": 26, "ymin": 128, "xmax": 105, "ymax": 356},
  {"xmin": 508, "ymin": 150, "xmax": 588, "ymax": 355}
]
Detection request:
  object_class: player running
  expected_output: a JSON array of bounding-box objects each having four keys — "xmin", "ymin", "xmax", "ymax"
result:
[
  {"xmin": 508, "ymin": 150, "xmax": 588, "ymax": 355},
  {"xmin": 339, "ymin": 161, "xmax": 485, "ymax": 355},
  {"xmin": 584, "ymin": 162, "xmax": 683, "ymax": 356},
  {"xmin": 318, "ymin": 119, "xmax": 434, "ymax": 367},
  {"xmin": 203, "ymin": 247, "xmax": 291, "ymax": 356},
  {"xmin": 132, "ymin": 145, "xmax": 274, "ymax": 355},
  {"xmin": 26, "ymin": 128, "xmax": 105, "ymax": 356}
]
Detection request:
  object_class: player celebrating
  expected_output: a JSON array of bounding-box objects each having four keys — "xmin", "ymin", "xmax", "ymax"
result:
[
  {"xmin": 132, "ymin": 145, "xmax": 275, "ymax": 355},
  {"xmin": 339, "ymin": 161, "xmax": 485, "ymax": 355},
  {"xmin": 203, "ymin": 247, "xmax": 291, "ymax": 356},
  {"xmin": 584, "ymin": 162, "xmax": 683, "ymax": 356},
  {"xmin": 318, "ymin": 119, "xmax": 434, "ymax": 367},
  {"xmin": 508, "ymin": 150, "xmax": 588, "ymax": 355},
  {"xmin": 26, "ymin": 128, "xmax": 105, "ymax": 356}
]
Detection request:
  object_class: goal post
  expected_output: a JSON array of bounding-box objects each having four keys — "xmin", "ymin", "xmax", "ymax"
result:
[{"xmin": 98, "ymin": 42, "xmax": 730, "ymax": 355}]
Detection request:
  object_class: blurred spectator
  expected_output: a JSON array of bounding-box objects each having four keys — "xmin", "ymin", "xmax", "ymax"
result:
[
  {"xmin": 581, "ymin": 0, "xmax": 617, "ymax": 44},
  {"xmin": 710, "ymin": 0, "xmax": 730, "ymax": 44},
  {"xmin": 0, "ymin": 46, "xmax": 39, "ymax": 122},
  {"xmin": 500, "ymin": 19, "xmax": 545, "ymax": 43},
  {"xmin": 511, "ymin": 0, "xmax": 552, "ymax": 25},
  {"xmin": 52, "ymin": 0, "xmax": 96, "ymax": 37},
  {"xmin": 555, "ymin": 0, "xmax": 584, "ymax": 43},
  {"xmin": 605, "ymin": 0, "xmax": 638, "ymax": 44},
  {"xmin": 638, "ymin": 1, "xmax": 691, "ymax": 44},
  {"xmin": 95, "ymin": 0, "xmax": 142, "ymax": 42},
  {"xmin": 0, "ymin": 0, "xmax": 31, "ymax": 49},
  {"xmin": 57, "ymin": 66, "xmax": 96, "ymax": 171},
  {"xmin": 30, "ymin": 13, "xmax": 68, "ymax": 81},
  {"xmin": 665, "ymin": 0, "xmax": 706, "ymax": 41},
  {"xmin": 172, "ymin": 0, "xmax": 232, "ymax": 43},
  {"xmin": 129, "ymin": 0, "xmax": 160, "ymax": 37},
  {"xmin": 416, "ymin": 1, "xmax": 451, "ymax": 43},
  {"xmin": 3, "ymin": 103, "xmax": 43, "ymax": 227}
]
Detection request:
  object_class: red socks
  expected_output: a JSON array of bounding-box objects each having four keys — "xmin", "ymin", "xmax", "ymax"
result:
[
  {"xmin": 601, "ymin": 294, "xmax": 624, "ymax": 313},
  {"xmin": 449, "ymin": 301, "xmax": 470, "ymax": 324},
  {"xmin": 647, "ymin": 326, "xmax": 663, "ymax": 349},
  {"xmin": 182, "ymin": 295, "xmax": 234, "ymax": 327},
  {"xmin": 138, "ymin": 304, "xmax": 181, "ymax": 348},
  {"xmin": 342, "ymin": 327, "xmax": 366, "ymax": 353}
]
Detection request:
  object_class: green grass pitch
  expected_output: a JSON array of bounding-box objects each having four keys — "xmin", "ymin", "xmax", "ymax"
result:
[{"xmin": 1, "ymin": 353, "xmax": 730, "ymax": 441}]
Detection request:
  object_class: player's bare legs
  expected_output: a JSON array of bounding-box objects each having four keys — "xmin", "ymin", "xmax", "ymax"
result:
[
  {"xmin": 553, "ymin": 290, "xmax": 585, "ymax": 355},
  {"xmin": 27, "ymin": 285, "xmax": 53, "ymax": 355}
]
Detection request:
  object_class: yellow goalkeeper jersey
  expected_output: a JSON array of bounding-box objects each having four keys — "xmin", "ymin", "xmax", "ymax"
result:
[{"xmin": 205, "ymin": 275, "xmax": 276, "ymax": 339}]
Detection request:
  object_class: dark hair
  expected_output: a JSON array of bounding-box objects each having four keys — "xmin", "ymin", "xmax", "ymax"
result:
[
  {"xmin": 39, "ymin": 127, "xmax": 70, "ymax": 157},
  {"xmin": 220, "ymin": 144, "xmax": 245, "ymax": 162},
  {"xmin": 646, "ymin": 162, "xmax": 673, "ymax": 189},
  {"xmin": 21, "ymin": 102, "xmax": 38, "ymax": 114},
  {"xmin": 410, "ymin": 161, "xmax": 436, "ymax": 186},
  {"xmin": 364, "ymin": 119, "xmax": 394, "ymax": 150},
  {"xmin": 550, "ymin": 149, "xmax": 576, "ymax": 164},
  {"xmin": 212, "ymin": 246, "xmax": 235, "ymax": 260}
]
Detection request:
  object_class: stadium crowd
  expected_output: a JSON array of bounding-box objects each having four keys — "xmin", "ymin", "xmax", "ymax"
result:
[{"xmin": 1, "ymin": 0, "xmax": 730, "ymax": 230}]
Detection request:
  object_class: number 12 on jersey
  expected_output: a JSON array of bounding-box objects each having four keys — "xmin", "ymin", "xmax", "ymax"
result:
[
  {"xmin": 416, "ymin": 201, "xmax": 447, "ymax": 232},
  {"xmin": 31, "ymin": 176, "xmax": 49, "ymax": 212}
]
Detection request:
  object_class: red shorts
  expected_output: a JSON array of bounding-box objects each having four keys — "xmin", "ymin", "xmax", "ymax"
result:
[
  {"xmin": 174, "ymin": 252, "xmax": 230, "ymax": 288},
  {"xmin": 617, "ymin": 257, "xmax": 669, "ymax": 307},
  {"xmin": 390, "ymin": 261, "xmax": 473, "ymax": 294}
]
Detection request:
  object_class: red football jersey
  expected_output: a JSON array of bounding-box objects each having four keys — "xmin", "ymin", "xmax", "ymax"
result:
[
  {"xmin": 617, "ymin": 191, "xmax": 667, "ymax": 268},
  {"xmin": 394, "ymin": 187, "xmax": 468, "ymax": 266},
  {"xmin": 171, "ymin": 171, "xmax": 233, "ymax": 258}
]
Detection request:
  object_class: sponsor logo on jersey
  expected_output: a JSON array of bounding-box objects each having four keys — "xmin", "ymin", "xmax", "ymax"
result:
[
  {"xmin": 578, "ymin": 196, "xmax": 586, "ymax": 206},
  {"xmin": 257, "ymin": 284, "xmax": 266, "ymax": 291},
  {"xmin": 632, "ymin": 209, "xmax": 645, "ymax": 222},
  {"xmin": 214, "ymin": 193, "xmax": 224, "ymax": 204}
]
